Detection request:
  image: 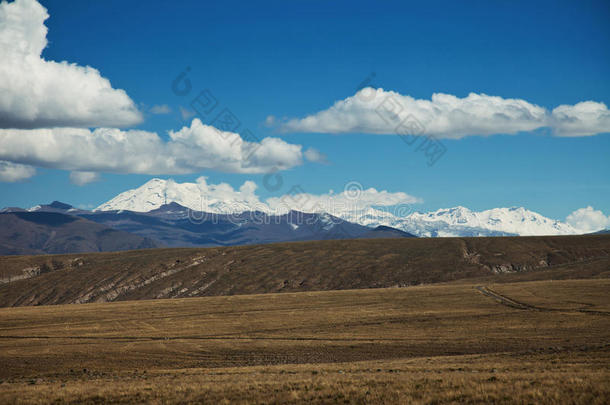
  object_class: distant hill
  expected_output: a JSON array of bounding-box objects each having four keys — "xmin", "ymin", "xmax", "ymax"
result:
[
  {"xmin": 0, "ymin": 212, "xmax": 162, "ymax": 255},
  {"xmin": 363, "ymin": 225, "xmax": 416, "ymax": 238},
  {"xmin": 0, "ymin": 234, "xmax": 608, "ymax": 307}
]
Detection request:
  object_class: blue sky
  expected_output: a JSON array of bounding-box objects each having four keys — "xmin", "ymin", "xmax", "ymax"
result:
[{"xmin": 0, "ymin": 0, "xmax": 609, "ymax": 220}]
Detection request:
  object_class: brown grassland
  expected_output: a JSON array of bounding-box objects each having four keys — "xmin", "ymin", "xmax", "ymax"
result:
[
  {"xmin": 1, "ymin": 235, "xmax": 609, "ymax": 307},
  {"xmin": 0, "ymin": 236, "xmax": 609, "ymax": 403},
  {"xmin": 0, "ymin": 276, "xmax": 609, "ymax": 403}
]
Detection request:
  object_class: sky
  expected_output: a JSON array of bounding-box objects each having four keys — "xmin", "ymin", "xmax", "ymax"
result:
[{"xmin": 0, "ymin": 0, "xmax": 609, "ymax": 227}]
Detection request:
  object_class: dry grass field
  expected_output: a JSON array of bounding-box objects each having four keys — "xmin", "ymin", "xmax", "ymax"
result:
[{"xmin": 0, "ymin": 278, "xmax": 608, "ymax": 404}]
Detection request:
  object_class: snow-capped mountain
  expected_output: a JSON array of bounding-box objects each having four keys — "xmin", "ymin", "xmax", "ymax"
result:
[
  {"xmin": 5, "ymin": 200, "xmax": 412, "ymax": 252},
  {"xmin": 412, "ymin": 206, "xmax": 576, "ymax": 236},
  {"xmin": 342, "ymin": 206, "xmax": 577, "ymax": 237},
  {"xmin": 97, "ymin": 178, "xmax": 582, "ymax": 237},
  {"xmin": 96, "ymin": 178, "xmax": 263, "ymax": 214}
]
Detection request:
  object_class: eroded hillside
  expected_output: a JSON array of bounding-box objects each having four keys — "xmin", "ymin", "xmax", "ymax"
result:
[{"xmin": 0, "ymin": 235, "xmax": 608, "ymax": 307}]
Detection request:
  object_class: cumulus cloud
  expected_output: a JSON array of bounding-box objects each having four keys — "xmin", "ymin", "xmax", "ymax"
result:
[
  {"xmin": 149, "ymin": 104, "xmax": 171, "ymax": 115},
  {"xmin": 0, "ymin": 0, "xmax": 142, "ymax": 129},
  {"xmin": 565, "ymin": 206, "xmax": 610, "ymax": 233},
  {"xmin": 0, "ymin": 160, "xmax": 36, "ymax": 182},
  {"xmin": 69, "ymin": 171, "xmax": 100, "ymax": 186},
  {"xmin": 551, "ymin": 102, "xmax": 610, "ymax": 137},
  {"xmin": 0, "ymin": 119, "xmax": 305, "ymax": 175},
  {"xmin": 280, "ymin": 88, "xmax": 610, "ymax": 138}
]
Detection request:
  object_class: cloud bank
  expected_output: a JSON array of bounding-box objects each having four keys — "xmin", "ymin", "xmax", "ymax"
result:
[
  {"xmin": 281, "ymin": 88, "xmax": 610, "ymax": 138},
  {"xmin": 0, "ymin": 119, "xmax": 308, "ymax": 176},
  {"xmin": 0, "ymin": 0, "xmax": 142, "ymax": 129}
]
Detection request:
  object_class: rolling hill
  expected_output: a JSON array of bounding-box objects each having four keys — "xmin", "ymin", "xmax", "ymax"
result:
[{"xmin": 1, "ymin": 234, "xmax": 608, "ymax": 307}]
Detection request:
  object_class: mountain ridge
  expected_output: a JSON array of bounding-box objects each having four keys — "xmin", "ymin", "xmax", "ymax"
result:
[
  {"xmin": 93, "ymin": 178, "xmax": 585, "ymax": 237},
  {"xmin": 1, "ymin": 201, "xmax": 416, "ymax": 254}
]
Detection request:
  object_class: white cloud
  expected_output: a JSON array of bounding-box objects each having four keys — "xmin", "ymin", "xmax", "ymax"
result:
[
  {"xmin": 69, "ymin": 171, "xmax": 100, "ymax": 186},
  {"xmin": 551, "ymin": 102, "xmax": 610, "ymax": 137},
  {"xmin": 179, "ymin": 106, "xmax": 195, "ymax": 121},
  {"xmin": 266, "ymin": 182, "xmax": 422, "ymax": 215},
  {"xmin": 0, "ymin": 160, "xmax": 36, "ymax": 182},
  {"xmin": 565, "ymin": 206, "xmax": 610, "ymax": 233},
  {"xmin": 264, "ymin": 115, "xmax": 276, "ymax": 127},
  {"xmin": 304, "ymin": 148, "xmax": 328, "ymax": 164},
  {"xmin": 150, "ymin": 104, "xmax": 171, "ymax": 115},
  {"xmin": 280, "ymin": 88, "xmax": 610, "ymax": 138},
  {"xmin": 0, "ymin": 118, "xmax": 305, "ymax": 175},
  {"xmin": 0, "ymin": 0, "xmax": 142, "ymax": 129}
]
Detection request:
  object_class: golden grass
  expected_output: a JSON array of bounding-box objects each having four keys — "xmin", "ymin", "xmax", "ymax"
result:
[
  {"xmin": 1, "ymin": 350, "xmax": 608, "ymax": 404},
  {"xmin": 0, "ymin": 279, "xmax": 609, "ymax": 403},
  {"xmin": 490, "ymin": 279, "xmax": 610, "ymax": 312}
]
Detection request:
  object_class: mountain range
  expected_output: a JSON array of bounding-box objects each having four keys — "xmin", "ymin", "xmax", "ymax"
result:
[
  {"xmin": 95, "ymin": 178, "xmax": 584, "ymax": 237},
  {"xmin": 0, "ymin": 201, "xmax": 414, "ymax": 254},
  {"xmin": 1, "ymin": 178, "xmax": 605, "ymax": 255},
  {"xmin": 342, "ymin": 206, "xmax": 577, "ymax": 237}
]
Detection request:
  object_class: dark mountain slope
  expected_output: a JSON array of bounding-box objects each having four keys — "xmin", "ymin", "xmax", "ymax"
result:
[
  {"xmin": 0, "ymin": 212, "xmax": 162, "ymax": 255},
  {"xmin": 0, "ymin": 202, "xmax": 415, "ymax": 254},
  {"xmin": 363, "ymin": 225, "xmax": 416, "ymax": 238},
  {"xmin": 65, "ymin": 203, "xmax": 414, "ymax": 247}
]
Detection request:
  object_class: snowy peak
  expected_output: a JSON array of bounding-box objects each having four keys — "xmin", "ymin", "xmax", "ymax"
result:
[
  {"xmin": 96, "ymin": 178, "xmax": 179, "ymax": 212},
  {"xmin": 96, "ymin": 179, "xmax": 582, "ymax": 237},
  {"xmin": 411, "ymin": 206, "xmax": 476, "ymax": 225},
  {"xmin": 348, "ymin": 206, "xmax": 578, "ymax": 237},
  {"xmin": 95, "ymin": 178, "xmax": 264, "ymax": 214}
]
